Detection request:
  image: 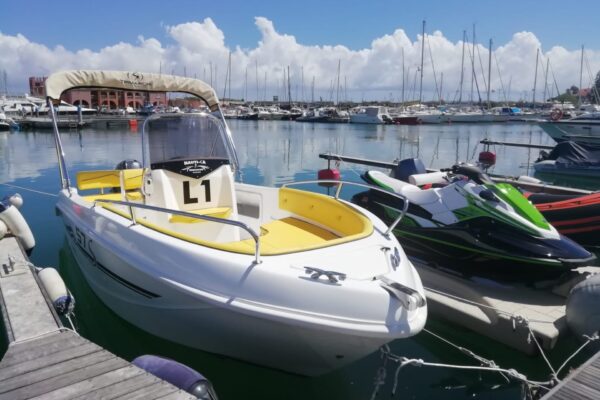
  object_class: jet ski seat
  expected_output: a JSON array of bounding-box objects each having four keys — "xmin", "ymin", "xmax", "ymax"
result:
[{"xmin": 365, "ymin": 171, "xmax": 440, "ymax": 205}]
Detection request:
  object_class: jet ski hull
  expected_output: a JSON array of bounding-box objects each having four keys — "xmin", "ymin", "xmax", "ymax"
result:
[{"xmin": 353, "ymin": 189, "xmax": 595, "ymax": 282}]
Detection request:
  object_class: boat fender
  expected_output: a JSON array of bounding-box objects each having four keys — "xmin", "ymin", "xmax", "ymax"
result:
[
  {"xmin": 550, "ymin": 108, "xmax": 563, "ymax": 121},
  {"xmin": 516, "ymin": 175, "xmax": 543, "ymax": 184},
  {"xmin": 132, "ymin": 355, "xmax": 218, "ymax": 399},
  {"xmin": 478, "ymin": 151, "xmax": 496, "ymax": 168},
  {"xmin": 318, "ymin": 165, "xmax": 341, "ymax": 187},
  {"xmin": 7, "ymin": 193, "xmax": 23, "ymax": 209},
  {"xmin": 0, "ymin": 220, "xmax": 7, "ymax": 240},
  {"xmin": 37, "ymin": 267, "xmax": 75, "ymax": 315},
  {"xmin": 566, "ymin": 274, "xmax": 600, "ymax": 348},
  {"xmin": 0, "ymin": 196, "xmax": 35, "ymax": 252},
  {"xmin": 408, "ymin": 171, "xmax": 447, "ymax": 186}
]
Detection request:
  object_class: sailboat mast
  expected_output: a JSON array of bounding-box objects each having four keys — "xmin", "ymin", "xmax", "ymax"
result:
[
  {"xmin": 255, "ymin": 60, "xmax": 259, "ymax": 102},
  {"xmin": 542, "ymin": 58, "xmax": 549, "ymax": 104},
  {"xmin": 579, "ymin": 45, "xmax": 584, "ymax": 105},
  {"xmin": 301, "ymin": 66, "xmax": 305, "ymax": 103},
  {"xmin": 401, "ymin": 47, "xmax": 405, "ymax": 106},
  {"xmin": 419, "ymin": 20, "xmax": 426, "ymax": 104},
  {"xmin": 487, "ymin": 38, "xmax": 492, "ymax": 109},
  {"xmin": 532, "ymin": 48, "xmax": 539, "ymax": 110},
  {"xmin": 311, "ymin": 76, "xmax": 315, "ymax": 103},
  {"xmin": 287, "ymin": 65, "xmax": 292, "ymax": 106},
  {"xmin": 470, "ymin": 25, "xmax": 476, "ymax": 105},
  {"xmin": 335, "ymin": 59, "xmax": 341, "ymax": 105},
  {"xmin": 244, "ymin": 67, "xmax": 248, "ymax": 101},
  {"xmin": 458, "ymin": 30, "xmax": 466, "ymax": 104},
  {"xmin": 228, "ymin": 52, "xmax": 232, "ymax": 101}
]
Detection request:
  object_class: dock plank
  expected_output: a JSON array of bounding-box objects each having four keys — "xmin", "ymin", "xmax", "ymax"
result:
[
  {"xmin": 30, "ymin": 365, "xmax": 144, "ymax": 400},
  {"xmin": 542, "ymin": 351, "xmax": 600, "ymax": 399},
  {"xmin": 0, "ymin": 350, "xmax": 115, "ymax": 396},
  {"xmin": 0, "ymin": 333, "xmax": 88, "ymax": 367},
  {"xmin": 71, "ymin": 371, "xmax": 166, "ymax": 400},
  {"xmin": 0, "ymin": 238, "xmax": 59, "ymax": 342},
  {"xmin": 0, "ymin": 341, "xmax": 101, "ymax": 381},
  {"xmin": 112, "ymin": 381, "xmax": 179, "ymax": 400},
  {"xmin": 0, "ymin": 355, "xmax": 126, "ymax": 400}
]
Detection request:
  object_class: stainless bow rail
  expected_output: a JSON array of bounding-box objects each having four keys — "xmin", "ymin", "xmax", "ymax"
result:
[
  {"xmin": 281, "ymin": 179, "xmax": 410, "ymax": 237},
  {"xmin": 92, "ymin": 199, "xmax": 262, "ymax": 264}
]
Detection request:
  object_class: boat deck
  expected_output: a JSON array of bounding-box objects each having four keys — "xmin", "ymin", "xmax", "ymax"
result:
[{"xmin": 0, "ymin": 236, "xmax": 194, "ymax": 400}]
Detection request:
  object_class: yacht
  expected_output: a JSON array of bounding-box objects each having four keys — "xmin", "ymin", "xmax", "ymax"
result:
[
  {"xmin": 539, "ymin": 112, "xmax": 600, "ymax": 144},
  {"xmin": 350, "ymin": 106, "xmax": 392, "ymax": 124}
]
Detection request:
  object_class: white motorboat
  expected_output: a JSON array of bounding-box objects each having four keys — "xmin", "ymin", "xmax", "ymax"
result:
[
  {"xmin": 350, "ymin": 106, "xmax": 392, "ymax": 124},
  {"xmin": 539, "ymin": 112, "xmax": 600, "ymax": 144},
  {"xmin": 47, "ymin": 70, "xmax": 427, "ymax": 376}
]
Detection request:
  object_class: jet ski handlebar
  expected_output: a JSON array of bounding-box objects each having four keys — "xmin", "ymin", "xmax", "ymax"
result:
[{"xmin": 440, "ymin": 164, "xmax": 495, "ymax": 185}]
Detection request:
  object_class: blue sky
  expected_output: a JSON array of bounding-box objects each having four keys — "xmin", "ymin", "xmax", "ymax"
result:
[
  {"xmin": 1, "ymin": 1, "xmax": 598, "ymax": 100},
  {"xmin": 2, "ymin": 0, "xmax": 596, "ymax": 52}
]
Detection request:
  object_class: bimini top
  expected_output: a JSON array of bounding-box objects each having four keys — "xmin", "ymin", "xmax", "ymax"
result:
[{"xmin": 45, "ymin": 70, "xmax": 220, "ymax": 110}]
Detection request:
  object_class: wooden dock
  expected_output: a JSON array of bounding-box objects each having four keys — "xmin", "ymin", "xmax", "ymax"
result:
[
  {"xmin": 542, "ymin": 350, "xmax": 600, "ymax": 400},
  {"xmin": 0, "ymin": 236, "xmax": 195, "ymax": 399}
]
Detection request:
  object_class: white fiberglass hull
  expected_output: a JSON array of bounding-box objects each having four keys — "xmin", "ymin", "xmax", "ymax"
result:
[
  {"xmin": 349, "ymin": 115, "xmax": 384, "ymax": 124},
  {"xmin": 540, "ymin": 121, "xmax": 600, "ymax": 144},
  {"xmin": 58, "ymin": 189, "xmax": 427, "ymax": 376}
]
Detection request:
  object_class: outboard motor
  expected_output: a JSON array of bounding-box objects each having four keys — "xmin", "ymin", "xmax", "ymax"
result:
[
  {"xmin": 115, "ymin": 159, "xmax": 142, "ymax": 170},
  {"xmin": 132, "ymin": 355, "xmax": 218, "ymax": 400}
]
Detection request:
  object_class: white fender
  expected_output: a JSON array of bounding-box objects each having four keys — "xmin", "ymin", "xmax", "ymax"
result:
[
  {"xmin": 0, "ymin": 220, "xmax": 7, "ymax": 240},
  {"xmin": 0, "ymin": 203, "xmax": 35, "ymax": 251},
  {"xmin": 38, "ymin": 267, "xmax": 75, "ymax": 315},
  {"xmin": 516, "ymin": 175, "xmax": 542, "ymax": 184},
  {"xmin": 7, "ymin": 193, "xmax": 23, "ymax": 209}
]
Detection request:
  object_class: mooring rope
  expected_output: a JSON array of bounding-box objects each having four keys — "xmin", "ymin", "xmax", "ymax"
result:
[{"xmin": 0, "ymin": 182, "xmax": 57, "ymax": 197}]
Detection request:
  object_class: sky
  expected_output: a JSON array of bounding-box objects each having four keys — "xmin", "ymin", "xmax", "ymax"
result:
[{"xmin": 1, "ymin": 0, "xmax": 599, "ymax": 102}]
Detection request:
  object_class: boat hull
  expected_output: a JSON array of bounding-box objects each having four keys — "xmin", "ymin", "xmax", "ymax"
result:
[
  {"xmin": 66, "ymin": 235, "xmax": 390, "ymax": 375},
  {"xmin": 540, "ymin": 121, "xmax": 600, "ymax": 144},
  {"xmin": 58, "ymin": 190, "xmax": 426, "ymax": 376},
  {"xmin": 528, "ymin": 192, "xmax": 600, "ymax": 247}
]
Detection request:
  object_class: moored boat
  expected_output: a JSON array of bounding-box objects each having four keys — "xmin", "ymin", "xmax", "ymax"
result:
[{"xmin": 47, "ymin": 70, "xmax": 427, "ymax": 376}]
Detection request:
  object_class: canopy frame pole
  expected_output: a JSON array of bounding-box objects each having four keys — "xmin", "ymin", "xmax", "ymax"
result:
[{"xmin": 48, "ymin": 100, "xmax": 71, "ymax": 191}]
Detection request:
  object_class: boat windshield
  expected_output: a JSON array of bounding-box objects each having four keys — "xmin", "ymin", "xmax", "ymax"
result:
[{"xmin": 142, "ymin": 113, "xmax": 234, "ymax": 167}]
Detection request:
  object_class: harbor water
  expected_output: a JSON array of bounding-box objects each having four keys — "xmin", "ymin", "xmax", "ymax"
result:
[{"xmin": 0, "ymin": 120, "xmax": 593, "ymax": 399}]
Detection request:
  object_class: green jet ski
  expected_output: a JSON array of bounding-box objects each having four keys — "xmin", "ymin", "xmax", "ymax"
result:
[{"xmin": 353, "ymin": 159, "xmax": 595, "ymax": 282}]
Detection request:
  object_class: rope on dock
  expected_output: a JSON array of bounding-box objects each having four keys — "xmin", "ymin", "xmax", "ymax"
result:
[
  {"xmin": 0, "ymin": 182, "xmax": 57, "ymax": 197},
  {"xmin": 369, "ymin": 327, "xmax": 600, "ymax": 399}
]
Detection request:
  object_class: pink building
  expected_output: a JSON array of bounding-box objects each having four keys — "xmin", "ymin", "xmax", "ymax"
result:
[{"xmin": 29, "ymin": 76, "xmax": 167, "ymax": 109}]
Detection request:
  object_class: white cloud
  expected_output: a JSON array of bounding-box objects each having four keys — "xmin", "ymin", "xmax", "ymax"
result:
[{"xmin": 0, "ymin": 17, "xmax": 598, "ymax": 102}]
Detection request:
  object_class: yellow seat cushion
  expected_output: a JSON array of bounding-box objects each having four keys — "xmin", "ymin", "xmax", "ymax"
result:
[
  {"xmin": 76, "ymin": 169, "xmax": 143, "ymax": 191},
  {"xmin": 279, "ymin": 187, "xmax": 372, "ymax": 236},
  {"xmin": 77, "ymin": 170, "xmax": 121, "ymax": 191},
  {"xmin": 82, "ymin": 190, "xmax": 143, "ymax": 203},
  {"xmin": 257, "ymin": 217, "xmax": 338, "ymax": 252},
  {"xmin": 169, "ymin": 207, "xmax": 232, "ymax": 223}
]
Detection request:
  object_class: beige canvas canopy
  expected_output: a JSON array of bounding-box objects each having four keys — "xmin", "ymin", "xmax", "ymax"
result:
[{"xmin": 45, "ymin": 70, "xmax": 220, "ymax": 110}]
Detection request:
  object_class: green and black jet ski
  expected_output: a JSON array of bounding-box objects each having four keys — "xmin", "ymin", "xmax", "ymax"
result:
[{"xmin": 353, "ymin": 159, "xmax": 595, "ymax": 281}]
